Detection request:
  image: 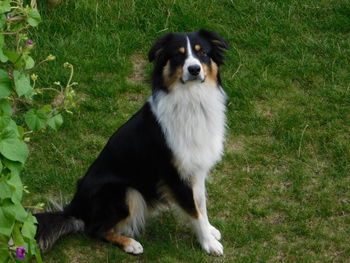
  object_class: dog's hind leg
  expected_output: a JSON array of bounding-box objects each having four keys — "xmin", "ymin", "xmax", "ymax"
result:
[
  {"xmin": 81, "ymin": 183, "xmax": 145, "ymax": 255},
  {"xmin": 104, "ymin": 229, "xmax": 143, "ymax": 254}
]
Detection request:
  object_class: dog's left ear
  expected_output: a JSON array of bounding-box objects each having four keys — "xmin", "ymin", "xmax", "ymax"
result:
[
  {"xmin": 198, "ymin": 29, "xmax": 230, "ymax": 65},
  {"xmin": 148, "ymin": 33, "xmax": 173, "ymax": 63}
]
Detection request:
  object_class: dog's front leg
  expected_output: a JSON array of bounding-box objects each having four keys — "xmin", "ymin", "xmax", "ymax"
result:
[
  {"xmin": 193, "ymin": 177, "xmax": 222, "ymax": 241},
  {"xmin": 165, "ymin": 173, "xmax": 224, "ymax": 255}
]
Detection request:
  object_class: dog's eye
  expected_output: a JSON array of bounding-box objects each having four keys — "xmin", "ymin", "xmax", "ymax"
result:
[{"xmin": 199, "ymin": 50, "xmax": 207, "ymax": 56}]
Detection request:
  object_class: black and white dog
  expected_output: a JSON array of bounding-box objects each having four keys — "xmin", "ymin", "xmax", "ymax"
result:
[{"xmin": 35, "ymin": 29, "xmax": 229, "ymax": 256}]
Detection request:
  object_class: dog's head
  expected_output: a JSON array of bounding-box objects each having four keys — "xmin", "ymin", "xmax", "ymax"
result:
[{"xmin": 148, "ymin": 29, "xmax": 229, "ymax": 90}]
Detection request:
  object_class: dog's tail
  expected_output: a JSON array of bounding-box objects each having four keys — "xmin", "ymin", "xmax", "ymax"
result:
[{"xmin": 34, "ymin": 202, "xmax": 84, "ymax": 251}]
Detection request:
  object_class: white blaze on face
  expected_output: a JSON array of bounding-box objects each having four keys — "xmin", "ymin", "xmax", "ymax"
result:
[{"xmin": 182, "ymin": 37, "xmax": 205, "ymax": 83}]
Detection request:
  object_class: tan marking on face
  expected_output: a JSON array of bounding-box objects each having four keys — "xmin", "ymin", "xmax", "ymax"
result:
[
  {"xmin": 163, "ymin": 61, "xmax": 183, "ymax": 90},
  {"xmin": 105, "ymin": 230, "xmax": 132, "ymax": 249},
  {"xmin": 179, "ymin": 47, "xmax": 185, "ymax": 54},
  {"xmin": 203, "ymin": 59, "xmax": 218, "ymax": 84},
  {"xmin": 194, "ymin": 44, "xmax": 201, "ymax": 51}
]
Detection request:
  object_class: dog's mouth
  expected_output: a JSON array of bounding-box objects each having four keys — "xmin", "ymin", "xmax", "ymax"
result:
[{"xmin": 181, "ymin": 75, "xmax": 206, "ymax": 84}]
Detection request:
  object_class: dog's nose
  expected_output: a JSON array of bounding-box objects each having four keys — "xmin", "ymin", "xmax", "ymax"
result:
[{"xmin": 188, "ymin": 65, "xmax": 201, "ymax": 76}]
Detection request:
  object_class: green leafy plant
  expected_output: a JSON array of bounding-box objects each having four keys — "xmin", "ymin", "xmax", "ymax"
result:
[{"xmin": 0, "ymin": 0, "xmax": 76, "ymax": 262}]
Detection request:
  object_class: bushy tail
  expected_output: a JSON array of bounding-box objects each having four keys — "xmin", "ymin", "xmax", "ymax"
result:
[{"xmin": 35, "ymin": 211, "xmax": 84, "ymax": 251}]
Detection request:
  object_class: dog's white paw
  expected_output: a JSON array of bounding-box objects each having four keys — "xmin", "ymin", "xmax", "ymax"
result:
[
  {"xmin": 209, "ymin": 225, "xmax": 221, "ymax": 241},
  {"xmin": 201, "ymin": 237, "xmax": 224, "ymax": 256},
  {"xmin": 124, "ymin": 239, "xmax": 144, "ymax": 255}
]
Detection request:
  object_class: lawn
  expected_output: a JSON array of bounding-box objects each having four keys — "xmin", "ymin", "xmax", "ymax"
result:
[{"xmin": 23, "ymin": 0, "xmax": 350, "ymax": 262}]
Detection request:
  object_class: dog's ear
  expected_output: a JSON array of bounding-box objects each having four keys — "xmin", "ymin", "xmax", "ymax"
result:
[
  {"xmin": 198, "ymin": 29, "xmax": 229, "ymax": 65},
  {"xmin": 148, "ymin": 33, "xmax": 173, "ymax": 63}
]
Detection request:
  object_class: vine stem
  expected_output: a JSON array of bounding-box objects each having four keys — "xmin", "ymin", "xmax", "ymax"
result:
[
  {"xmin": 40, "ymin": 87, "xmax": 61, "ymax": 93},
  {"xmin": 0, "ymin": 25, "xmax": 29, "ymax": 35},
  {"xmin": 67, "ymin": 65, "xmax": 74, "ymax": 87},
  {"xmin": 31, "ymin": 59, "xmax": 48, "ymax": 71}
]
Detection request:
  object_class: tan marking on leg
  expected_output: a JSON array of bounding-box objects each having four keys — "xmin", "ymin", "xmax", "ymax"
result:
[
  {"xmin": 113, "ymin": 189, "xmax": 147, "ymax": 237},
  {"xmin": 114, "ymin": 216, "xmax": 130, "ymax": 230},
  {"xmin": 158, "ymin": 181, "xmax": 200, "ymax": 219},
  {"xmin": 105, "ymin": 230, "xmax": 132, "ymax": 249},
  {"xmin": 191, "ymin": 200, "xmax": 201, "ymax": 219}
]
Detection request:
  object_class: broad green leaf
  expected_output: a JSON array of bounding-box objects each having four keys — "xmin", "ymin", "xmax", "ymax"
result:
[
  {"xmin": 27, "ymin": 9, "xmax": 41, "ymax": 27},
  {"xmin": 0, "ymin": 1, "xmax": 11, "ymax": 14},
  {"xmin": 3, "ymin": 49, "xmax": 20, "ymax": 64},
  {"xmin": 24, "ymin": 109, "xmax": 47, "ymax": 131},
  {"xmin": 0, "ymin": 49, "xmax": 8, "ymax": 63},
  {"xmin": 0, "ymin": 207, "xmax": 14, "ymax": 237},
  {"xmin": 3, "ymin": 50, "xmax": 24, "ymax": 69},
  {"xmin": 8, "ymin": 119, "xmax": 19, "ymax": 137},
  {"xmin": 0, "ymin": 35, "xmax": 8, "ymax": 62},
  {"xmin": 0, "ymin": 14, "xmax": 6, "ymax": 27},
  {"xmin": 0, "ymin": 99, "xmax": 12, "ymax": 115},
  {"xmin": 13, "ymin": 70, "xmax": 33, "ymax": 98},
  {"xmin": 24, "ymin": 55, "xmax": 35, "ymax": 70},
  {"xmin": 1, "ymin": 158, "xmax": 23, "ymax": 176},
  {"xmin": 0, "ymin": 114, "xmax": 11, "ymax": 130},
  {"xmin": 0, "ymin": 180, "xmax": 12, "ymax": 200},
  {"xmin": 0, "ymin": 246, "xmax": 9, "ymax": 263},
  {"xmin": 0, "ymin": 69, "xmax": 12, "ymax": 98},
  {"xmin": 7, "ymin": 172, "xmax": 23, "ymax": 202},
  {"xmin": 21, "ymin": 214, "xmax": 37, "ymax": 239},
  {"xmin": 2, "ymin": 199, "xmax": 27, "ymax": 222},
  {"xmin": 47, "ymin": 114, "xmax": 63, "ymax": 131},
  {"xmin": 0, "ymin": 128, "xmax": 29, "ymax": 164},
  {"xmin": 0, "ymin": 159, "xmax": 2, "ymax": 173}
]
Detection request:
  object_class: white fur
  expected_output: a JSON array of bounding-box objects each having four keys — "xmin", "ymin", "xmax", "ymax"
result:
[
  {"xmin": 192, "ymin": 215, "xmax": 223, "ymax": 255},
  {"xmin": 115, "ymin": 188, "xmax": 147, "ymax": 237},
  {"xmin": 123, "ymin": 238, "xmax": 144, "ymax": 254},
  {"xmin": 182, "ymin": 37, "xmax": 205, "ymax": 82},
  {"xmin": 149, "ymin": 81, "xmax": 226, "ymax": 180}
]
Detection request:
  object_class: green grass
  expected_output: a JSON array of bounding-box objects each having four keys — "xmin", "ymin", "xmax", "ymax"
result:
[{"xmin": 23, "ymin": 0, "xmax": 350, "ymax": 262}]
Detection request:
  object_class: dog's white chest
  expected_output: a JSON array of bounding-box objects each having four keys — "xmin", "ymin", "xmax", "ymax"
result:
[{"xmin": 150, "ymin": 82, "xmax": 226, "ymax": 177}]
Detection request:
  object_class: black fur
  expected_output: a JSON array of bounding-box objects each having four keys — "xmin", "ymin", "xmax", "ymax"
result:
[{"xmin": 35, "ymin": 29, "xmax": 229, "ymax": 252}]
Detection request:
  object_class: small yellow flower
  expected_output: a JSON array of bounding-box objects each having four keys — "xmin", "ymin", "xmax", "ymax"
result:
[
  {"xmin": 31, "ymin": 74, "xmax": 38, "ymax": 81},
  {"xmin": 53, "ymin": 81, "xmax": 61, "ymax": 86},
  {"xmin": 63, "ymin": 62, "xmax": 72, "ymax": 68},
  {"xmin": 46, "ymin": 54, "xmax": 56, "ymax": 61}
]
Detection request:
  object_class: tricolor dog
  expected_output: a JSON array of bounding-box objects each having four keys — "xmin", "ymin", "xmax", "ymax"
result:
[{"xmin": 35, "ymin": 29, "xmax": 229, "ymax": 256}]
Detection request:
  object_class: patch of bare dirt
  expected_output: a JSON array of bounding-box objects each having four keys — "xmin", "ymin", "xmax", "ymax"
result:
[
  {"xmin": 226, "ymin": 135, "xmax": 246, "ymax": 153},
  {"xmin": 127, "ymin": 54, "xmax": 147, "ymax": 84}
]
